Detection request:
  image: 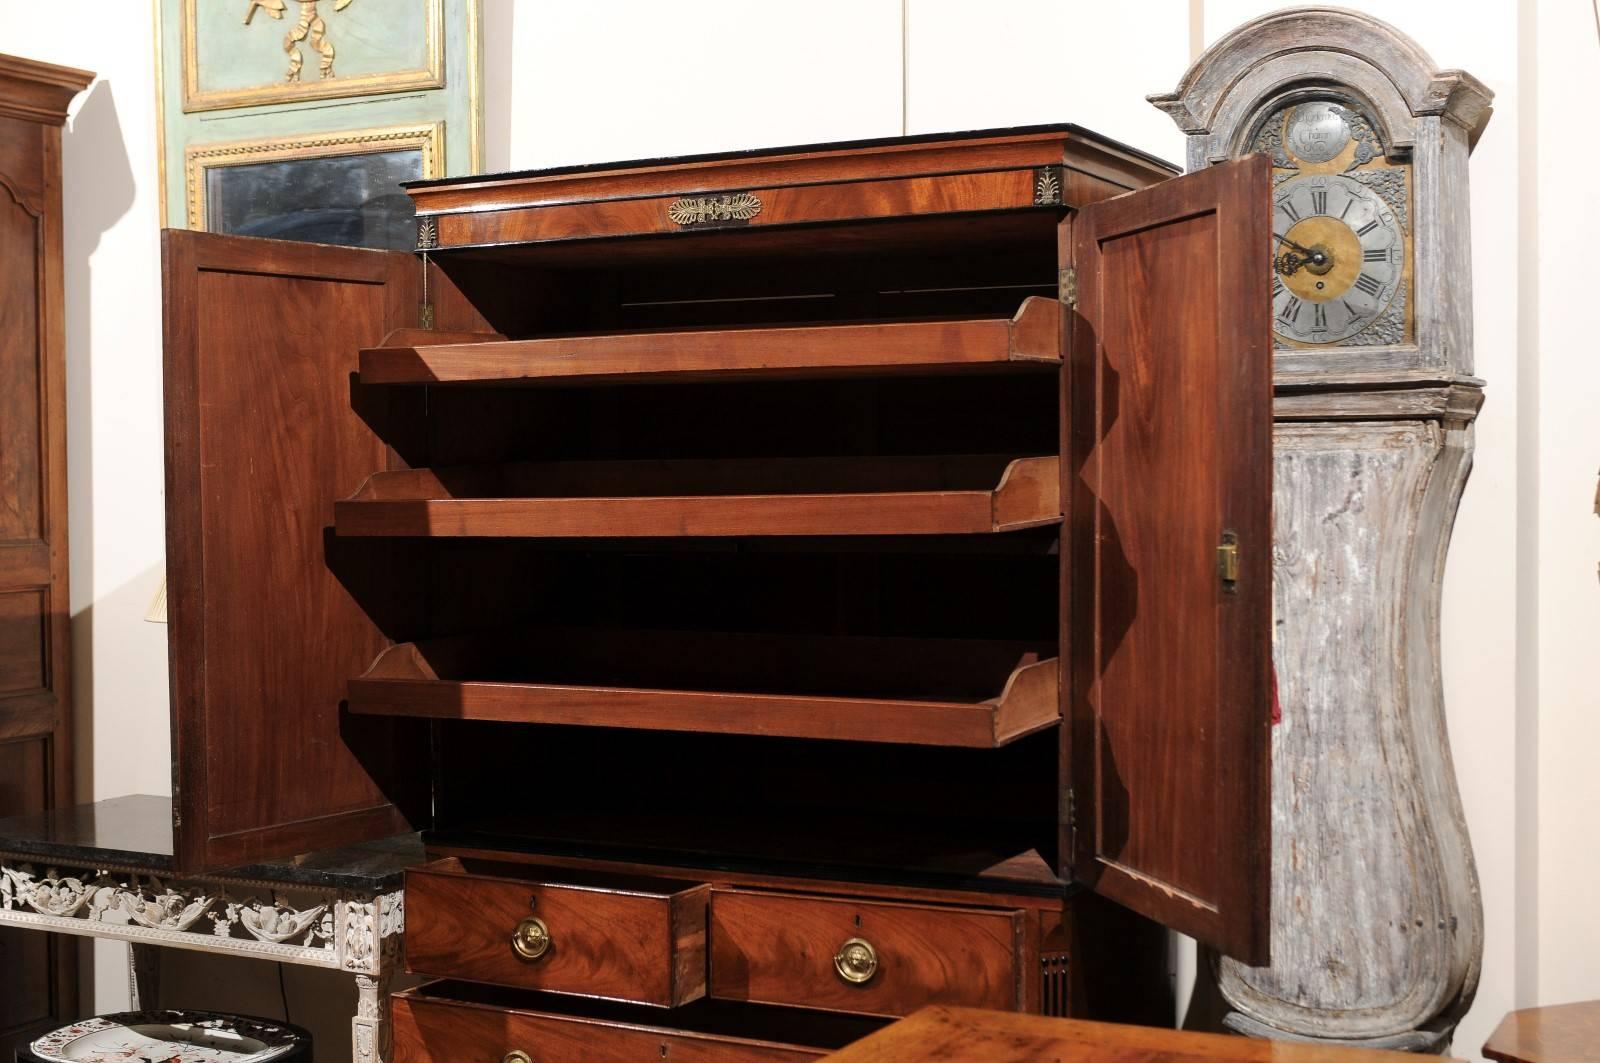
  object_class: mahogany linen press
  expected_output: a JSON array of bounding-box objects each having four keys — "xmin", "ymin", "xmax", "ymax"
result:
[{"xmin": 160, "ymin": 125, "xmax": 1275, "ymax": 1059}]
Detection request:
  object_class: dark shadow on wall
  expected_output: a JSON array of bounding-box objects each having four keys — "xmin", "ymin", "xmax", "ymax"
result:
[
  {"xmin": 481, "ymin": 0, "xmax": 515, "ymax": 172},
  {"xmin": 60, "ymin": 76, "xmax": 139, "ymax": 1014}
]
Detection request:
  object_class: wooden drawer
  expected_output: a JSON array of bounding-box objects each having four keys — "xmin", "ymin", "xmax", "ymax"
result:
[
  {"xmin": 391, "ymin": 982, "xmax": 884, "ymax": 1063},
  {"xmin": 429, "ymin": 170, "xmax": 1045, "ymax": 249},
  {"xmin": 708, "ymin": 889, "xmax": 1025, "ymax": 1018},
  {"xmin": 404, "ymin": 857, "xmax": 709, "ymax": 1007}
]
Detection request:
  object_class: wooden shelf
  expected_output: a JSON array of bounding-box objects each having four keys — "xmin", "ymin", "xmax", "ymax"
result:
[
  {"xmin": 359, "ymin": 297, "xmax": 1060, "ymax": 386},
  {"xmin": 348, "ymin": 629, "xmax": 1059, "ymax": 748},
  {"xmin": 335, "ymin": 454, "xmax": 1060, "ymax": 538}
]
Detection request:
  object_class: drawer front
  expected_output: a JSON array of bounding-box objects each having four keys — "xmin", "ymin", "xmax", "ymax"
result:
[
  {"xmin": 391, "ymin": 988, "xmax": 850, "ymax": 1063},
  {"xmin": 405, "ymin": 859, "xmax": 708, "ymax": 1007},
  {"xmin": 708, "ymin": 890, "xmax": 1024, "ymax": 1017},
  {"xmin": 430, "ymin": 170, "xmax": 1042, "ymax": 249}
]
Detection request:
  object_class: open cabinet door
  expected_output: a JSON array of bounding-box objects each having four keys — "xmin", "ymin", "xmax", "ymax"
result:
[
  {"xmin": 1066, "ymin": 155, "xmax": 1273, "ymax": 964},
  {"xmin": 162, "ymin": 230, "xmax": 432, "ymax": 872}
]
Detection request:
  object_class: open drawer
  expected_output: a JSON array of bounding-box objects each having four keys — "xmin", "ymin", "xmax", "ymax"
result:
[
  {"xmin": 404, "ymin": 857, "xmax": 709, "ymax": 1007},
  {"xmin": 392, "ymin": 981, "xmax": 887, "ymax": 1063}
]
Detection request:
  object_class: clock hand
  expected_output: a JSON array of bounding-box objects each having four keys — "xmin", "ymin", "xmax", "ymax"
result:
[{"xmin": 1274, "ymin": 231, "xmax": 1318, "ymax": 256}]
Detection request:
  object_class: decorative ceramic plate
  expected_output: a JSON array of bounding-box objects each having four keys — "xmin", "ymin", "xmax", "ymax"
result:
[{"xmin": 28, "ymin": 1011, "xmax": 306, "ymax": 1062}]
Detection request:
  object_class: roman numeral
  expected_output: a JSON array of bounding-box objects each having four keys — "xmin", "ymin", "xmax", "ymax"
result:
[
  {"xmin": 1311, "ymin": 190, "xmax": 1329, "ymax": 215},
  {"xmin": 1339, "ymin": 197, "xmax": 1355, "ymax": 220},
  {"xmin": 1313, "ymin": 304, "xmax": 1328, "ymax": 330},
  {"xmin": 1273, "ymin": 275, "xmax": 1285, "ymax": 297},
  {"xmin": 1364, "ymin": 248, "xmax": 1389, "ymax": 262},
  {"xmin": 1279, "ymin": 200, "xmax": 1301, "ymax": 223},
  {"xmin": 1278, "ymin": 296, "xmax": 1302, "ymax": 324},
  {"xmin": 1356, "ymin": 220, "xmax": 1379, "ymax": 236},
  {"xmin": 1353, "ymin": 272, "xmax": 1384, "ymax": 297},
  {"xmin": 1342, "ymin": 299, "xmax": 1360, "ymax": 319}
]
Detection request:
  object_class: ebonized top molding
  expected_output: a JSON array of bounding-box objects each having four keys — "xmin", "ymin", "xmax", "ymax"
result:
[
  {"xmin": 0, "ymin": 795, "xmax": 425, "ymax": 890},
  {"xmin": 402, "ymin": 123, "xmax": 1178, "ymax": 227},
  {"xmin": 405, "ymin": 123, "xmax": 1177, "ymax": 191}
]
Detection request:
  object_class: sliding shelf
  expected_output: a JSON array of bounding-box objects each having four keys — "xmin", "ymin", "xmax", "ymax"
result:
[
  {"xmin": 334, "ymin": 454, "xmax": 1060, "ymax": 538},
  {"xmin": 359, "ymin": 296, "xmax": 1060, "ymax": 386},
  {"xmin": 348, "ymin": 629, "xmax": 1059, "ymax": 748}
]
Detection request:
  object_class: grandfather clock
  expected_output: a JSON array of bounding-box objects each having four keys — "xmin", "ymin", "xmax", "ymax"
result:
[{"xmin": 1151, "ymin": 8, "xmax": 1491, "ymax": 1054}]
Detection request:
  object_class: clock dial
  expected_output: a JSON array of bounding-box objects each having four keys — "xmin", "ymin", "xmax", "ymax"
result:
[
  {"xmin": 1254, "ymin": 96, "xmax": 1412, "ymax": 348},
  {"xmin": 1271, "ymin": 174, "xmax": 1404, "ymax": 344}
]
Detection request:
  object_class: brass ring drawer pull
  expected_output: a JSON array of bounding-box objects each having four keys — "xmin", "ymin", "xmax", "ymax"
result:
[
  {"xmin": 833, "ymin": 936, "xmax": 879, "ymax": 984},
  {"xmin": 503, "ymin": 1053, "xmax": 533, "ymax": 1063},
  {"xmin": 511, "ymin": 915, "xmax": 551, "ymax": 961}
]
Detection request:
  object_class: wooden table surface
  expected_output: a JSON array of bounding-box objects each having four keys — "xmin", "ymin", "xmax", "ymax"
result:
[
  {"xmin": 1484, "ymin": 1001, "xmax": 1600, "ymax": 1062},
  {"xmin": 822, "ymin": 1007, "xmax": 1464, "ymax": 1062}
]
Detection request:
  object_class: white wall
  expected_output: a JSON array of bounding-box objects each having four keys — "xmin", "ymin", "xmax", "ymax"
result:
[
  {"xmin": 2, "ymin": 1, "xmax": 1595, "ymax": 1059},
  {"xmin": 1531, "ymin": 0, "xmax": 1600, "ymax": 1011},
  {"xmin": 0, "ymin": 3, "xmax": 173, "ymax": 1012}
]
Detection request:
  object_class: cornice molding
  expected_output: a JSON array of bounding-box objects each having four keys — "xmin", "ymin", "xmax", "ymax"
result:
[{"xmin": 0, "ymin": 52, "xmax": 94, "ymax": 125}]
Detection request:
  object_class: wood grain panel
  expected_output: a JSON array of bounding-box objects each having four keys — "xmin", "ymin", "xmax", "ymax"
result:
[
  {"xmin": 1068, "ymin": 155, "xmax": 1273, "ymax": 963},
  {"xmin": 405, "ymin": 858, "xmax": 708, "ymax": 1007},
  {"xmin": 0, "ymin": 590, "xmax": 45, "ymax": 693},
  {"xmin": 708, "ymin": 890, "xmax": 1023, "ymax": 1018},
  {"xmin": 0, "ymin": 737, "xmax": 53, "ymax": 1046},
  {"xmin": 360, "ymin": 297, "xmax": 1061, "ymax": 386},
  {"xmin": 391, "ymin": 983, "xmax": 882, "ymax": 1063},
  {"xmin": 0, "ymin": 186, "xmax": 41, "ymax": 541},
  {"xmin": 1484, "ymin": 1002, "xmax": 1600, "ymax": 1063},
  {"xmin": 336, "ymin": 456, "xmax": 1061, "ymax": 538},
  {"xmin": 0, "ymin": 61, "xmax": 88, "ymax": 1058},
  {"xmin": 406, "ymin": 125, "xmax": 1171, "ymax": 216},
  {"xmin": 825, "ymin": 1005, "xmax": 1454, "ymax": 1063},
  {"xmin": 350, "ymin": 629, "xmax": 1058, "ymax": 748},
  {"xmin": 435, "ymin": 171, "xmax": 1043, "ymax": 250},
  {"xmin": 161, "ymin": 230, "xmax": 422, "ymax": 872}
]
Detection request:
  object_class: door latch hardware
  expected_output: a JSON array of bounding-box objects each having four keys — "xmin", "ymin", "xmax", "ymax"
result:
[{"xmin": 1218, "ymin": 532, "xmax": 1240, "ymax": 592}]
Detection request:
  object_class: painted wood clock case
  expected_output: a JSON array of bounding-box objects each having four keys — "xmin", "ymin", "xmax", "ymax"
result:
[{"xmin": 1152, "ymin": 6, "xmax": 1491, "ymax": 1053}]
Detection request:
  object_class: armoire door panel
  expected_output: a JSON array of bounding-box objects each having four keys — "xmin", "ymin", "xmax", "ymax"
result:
[
  {"xmin": 0, "ymin": 185, "xmax": 42, "ymax": 542},
  {"xmin": 1067, "ymin": 154, "xmax": 1273, "ymax": 964},
  {"xmin": 0, "ymin": 589, "xmax": 47, "ymax": 694},
  {"xmin": 161, "ymin": 229, "xmax": 428, "ymax": 872},
  {"xmin": 0, "ymin": 736, "xmax": 54, "ymax": 1047},
  {"xmin": 0, "ymin": 55, "xmax": 93, "ymax": 1058}
]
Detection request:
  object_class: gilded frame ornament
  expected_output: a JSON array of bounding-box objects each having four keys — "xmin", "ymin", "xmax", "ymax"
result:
[
  {"xmin": 180, "ymin": 0, "xmax": 445, "ymax": 113},
  {"xmin": 183, "ymin": 121, "xmax": 443, "ymax": 232}
]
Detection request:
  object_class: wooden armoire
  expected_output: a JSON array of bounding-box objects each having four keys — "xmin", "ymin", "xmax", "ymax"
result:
[
  {"xmin": 161, "ymin": 125, "xmax": 1275, "ymax": 1058},
  {"xmin": 0, "ymin": 53, "xmax": 91, "ymax": 1055}
]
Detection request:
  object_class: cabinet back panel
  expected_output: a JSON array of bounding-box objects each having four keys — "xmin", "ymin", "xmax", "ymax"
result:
[
  {"xmin": 434, "ymin": 724, "xmax": 1059, "ymax": 888},
  {"xmin": 416, "ymin": 376, "xmax": 1058, "ymax": 469},
  {"xmin": 434, "ymin": 230, "xmax": 1057, "ymax": 337}
]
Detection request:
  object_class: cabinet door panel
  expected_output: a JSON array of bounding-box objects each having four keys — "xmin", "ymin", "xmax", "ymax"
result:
[
  {"xmin": 162, "ymin": 230, "xmax": 426, "ymax": 872},
  {"xmin": 0, "ymin": 89, "xmax": 81, "ymax": 1054},
  {"xmin": 1067, "ymin": 154, "xmax": 1273, "ymax": 964}
]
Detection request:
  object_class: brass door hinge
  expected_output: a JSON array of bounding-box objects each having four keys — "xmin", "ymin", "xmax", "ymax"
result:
[
  {"xmin": 1065, "ymin": 788, "xmax": 1078, "ymax": 856},
  {"xmin": 1218, "ymin": 531, "xmax": 1240, "ymax": 592},
  {"xmin": 1059, "ymin": 267, "xmax": 1077, "ymax": 309}
]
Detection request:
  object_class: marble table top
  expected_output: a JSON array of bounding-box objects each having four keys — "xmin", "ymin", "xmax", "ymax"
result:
[{"xmin": 0, "ymin": 794, "xmax": 425, "ymax": 891}]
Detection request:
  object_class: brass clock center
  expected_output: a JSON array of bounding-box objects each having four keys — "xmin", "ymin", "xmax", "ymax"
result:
[{"xmin": 1277, "ymin": 217, "xmax": 1362, "ymax": 302}]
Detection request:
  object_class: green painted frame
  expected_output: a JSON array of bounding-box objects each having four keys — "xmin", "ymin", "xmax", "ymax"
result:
[{"xmin": 155, "ymin": 0, "xmax": 481, "ymax": 231}]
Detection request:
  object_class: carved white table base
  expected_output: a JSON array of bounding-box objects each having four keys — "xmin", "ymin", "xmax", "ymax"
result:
[{"xmin": 0, "ymin": 852, "xmax": 403, "ymax": 1063}]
